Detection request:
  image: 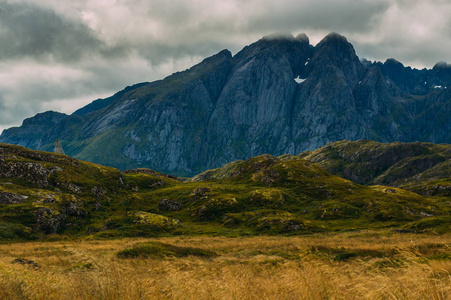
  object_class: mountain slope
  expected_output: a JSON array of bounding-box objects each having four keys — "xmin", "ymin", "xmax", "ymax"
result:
[
  {"xmin": 302, "ymin": 140, "xmax": 451, "ymax": 196},
  {"xmin": 1, "ymin": 33, "xmax": 450, "ymax": 176}
]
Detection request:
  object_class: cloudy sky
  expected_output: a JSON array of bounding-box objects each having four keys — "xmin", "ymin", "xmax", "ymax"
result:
[{"xmin": 1, "ymin": 0, "xmax": 450, "ymax": 132}]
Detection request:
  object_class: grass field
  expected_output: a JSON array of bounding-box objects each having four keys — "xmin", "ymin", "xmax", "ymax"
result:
[{"xmin": 1, "ymin": 231, "xmax": 450, "ymax": 299}]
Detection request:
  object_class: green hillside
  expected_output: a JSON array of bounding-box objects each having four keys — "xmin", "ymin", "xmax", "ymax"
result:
[
  {"xmin": 303, "ymin": 140, "xmax": 451, "ymax": 197},
  {"xmin": 1, "ymin": 142, "xmax": 450, "ymax": 241}
]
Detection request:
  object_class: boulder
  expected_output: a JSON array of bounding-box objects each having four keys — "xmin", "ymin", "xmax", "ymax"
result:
[{"xmin": 158, "ymin": 198, "xmax": 182, "ymax": 211}]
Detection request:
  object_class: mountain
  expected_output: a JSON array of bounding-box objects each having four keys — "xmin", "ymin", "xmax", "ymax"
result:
[
  {"xmin": 1, "ymin": 143, "xmax": 449, "ymax": 240},
  {"xmin": 1, "ymin": 33, "xmax": 450, "ymax": 176}
]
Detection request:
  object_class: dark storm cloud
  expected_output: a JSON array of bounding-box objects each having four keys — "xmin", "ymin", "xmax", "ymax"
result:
[
  {"xmin": 0, "ymin": 1, "xmax": 126, "ymax": 62},
  {"xmin": 0, "ymin": 2, "xmax": 97, "ymax": 62}
]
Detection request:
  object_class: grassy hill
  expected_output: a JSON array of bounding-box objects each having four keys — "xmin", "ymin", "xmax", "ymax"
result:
[
  {"xmin": 302, "ymin": 139, "xmax": 451, "ymax": 197},
  {"xmin": 0, "ymin": 142, "xmax": 450, "ymax": 241}
]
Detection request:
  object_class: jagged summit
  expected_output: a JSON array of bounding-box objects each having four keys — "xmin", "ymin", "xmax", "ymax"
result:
[
  {"xmin": 433, "ymin": 61, "xmax": 450, "ymax": 69},
  {"xmin": 296, "ymin": 33, "xmax": 309, "ymax": 42},
  {"xmin": 0, "ymin": 33, "xmax": 450, "ymax": 176},
  {"xmin": 319, "ymin": 32, "xmax": 349, "ymax": 43}
]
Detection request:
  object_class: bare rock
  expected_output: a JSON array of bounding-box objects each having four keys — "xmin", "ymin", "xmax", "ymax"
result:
[
  {"xmin": 158, "ymin": 198, "xmax": 182, "ymax": 211},
  {"xmin": 62, "ymin": 200, "xmax": 88, "ymax": 217},
  {"xmin": 191, "ymin": 187, "xmax": 211, "ymax": 200},
  {"xmin": 260, "ymin": 169, "xmax": 281, "ymax": 185},
  {"xmin": 149, "ymin": 180, "xmax": 166, "ymax": 188},
  {"xmin": 0, "ymin": 159, "xmax": 51, "ymax": 187},
  {"xmin": 0, "ymin": 191, "xmax": 28, "ymax": 204},
  {"xmin": 68, "ymin": 183, "xmax": 82, "ymax": 194},
  {"xmin": 91, "ymin": 186, "xmax": 107, "ymax": 198}
]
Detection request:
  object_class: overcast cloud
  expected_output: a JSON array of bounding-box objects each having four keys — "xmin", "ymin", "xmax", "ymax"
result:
[{"xmin": 1, "ymin": 0, "xmax": 450, "ymax": 132}]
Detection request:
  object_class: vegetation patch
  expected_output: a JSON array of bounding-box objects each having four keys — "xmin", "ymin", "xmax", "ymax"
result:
[
  {"xmin": 314, "ymin": 201, "xmax": 360, "ymax": 219},
  {"xmin": 403, "ymin": 216, "xmax": 451, "ymax": 233},
  {"xmin": 309, "ymin": 245, "xmax": 390, "ymax": 261},
  {"xmin": 67, "ymin": 263, "xmax": 94, "ymax": 271},
  {"xmin": 248, "ymin": 189, "xmax": 285, "ymax": 207},
  {"xmin": 223, "ymin": 210, "xmax": 320, "ymax": 233},
  {"xmin": 129, "ymin": 211, "xmax": 181, "ymax": 228},
  {"xmin": 0, "ymin": 222, "xmax": 34, "ymax": 240},
  {"xmin": 116, "ymin": 241, "xmax": 217, "ymax": 259},
  {"xmin": 196, "ymin": 197, "xmax": 240, "ymax": 220},
  {"xmin": 98, "ymin": 212, "xmax": 181, "ymax": 238}
]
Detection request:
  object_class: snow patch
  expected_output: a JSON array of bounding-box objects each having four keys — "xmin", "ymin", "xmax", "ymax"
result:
[{"xmin": 294, "ymin": 76, "xmax": 305, "ymax": 84}]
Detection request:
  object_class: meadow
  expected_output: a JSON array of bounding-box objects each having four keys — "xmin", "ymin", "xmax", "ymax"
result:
[{"xmin": 1, "ymin": 231, "xmax": 450, "ymax": 299}]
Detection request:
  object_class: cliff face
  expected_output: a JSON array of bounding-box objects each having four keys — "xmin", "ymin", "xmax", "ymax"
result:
[{"xmin": 1, "ymin": 33, "xmax": 450, "ymax": 176}]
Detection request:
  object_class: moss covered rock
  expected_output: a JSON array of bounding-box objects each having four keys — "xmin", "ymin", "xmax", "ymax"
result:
[
  {"xmin": 129, "ymin": 211, "xmax": 181, "ymax": 228},
  {"xmin": 197, "ymin": 197, "xmax": 239, "ymax": 220},
  {"xmin": 34, "ymin": 207, "xmax": 66, "ymax": 234}
]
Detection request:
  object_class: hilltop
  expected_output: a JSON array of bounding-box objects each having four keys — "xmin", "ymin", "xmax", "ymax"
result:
[{"xmin": 302, "ymin": 140, "xmax": 451, "ymax": 196}]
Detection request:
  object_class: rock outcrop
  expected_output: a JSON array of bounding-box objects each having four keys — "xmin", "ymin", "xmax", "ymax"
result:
[
  {"xmin": 158, "ymin": 198, "xmax": 182, "ymax": 211},
  {"xmin": 34, "ymin": 207, "xmax": 66, "ymax": 234},
  {"xmin": 0, "ymin": 159, "xmax": 52, "ymax": 187},
  {"xmin": 0, "ymin": 191, "xmax": 28, "ymax": 204}
]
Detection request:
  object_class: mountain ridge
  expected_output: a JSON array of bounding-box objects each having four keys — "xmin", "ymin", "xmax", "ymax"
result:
[{"xmin": 1, "ymin": 32, "xmax": 450, "ymax": 176}]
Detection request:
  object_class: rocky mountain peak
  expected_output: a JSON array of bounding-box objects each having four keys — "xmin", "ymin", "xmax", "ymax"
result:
[
  {"xmin": 318, "ymin": 32, "xmax": 348, "ymax": 44},
  {"xmin": 384, "ymin": 58, "xmax": 404, "ymax": 69},
  {"xmin": 431, "ymin": 61, "xmax": 451, "ymax": 85},
  {"xmin": 22, "ymin": 111, "xmax": 67, "ymax": 126},
  {"xmin": 236, "ymin": 32, "xmax": 311, "ymax": 61},
  {"xmin": 433, "ymin": 61, "xmax": 450, "ymax": 70},
  {"xmin": 295, "ymin": 33, "xmax": 309, "ymax": 43},
  {"xmin": 307, "ymin": 32, "xmax": 364, "ymax": 87}
]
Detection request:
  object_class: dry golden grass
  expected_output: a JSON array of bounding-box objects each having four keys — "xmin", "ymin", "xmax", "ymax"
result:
[{"xmin": 1, "ymin": 232, "xmax": 450, "ymax": 299}]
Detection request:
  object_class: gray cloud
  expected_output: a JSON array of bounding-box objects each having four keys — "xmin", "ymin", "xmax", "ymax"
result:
[
  {"xmin": 0, "ymin": 0, "xmax": 450, "ymax": 132},
  {"xmin": 0, "ymin": 2, "xmax": 107, "ymax": 62},
  {"xmin": 240, "ymin": 0, "xmax": 390, "ymax": 33}
]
